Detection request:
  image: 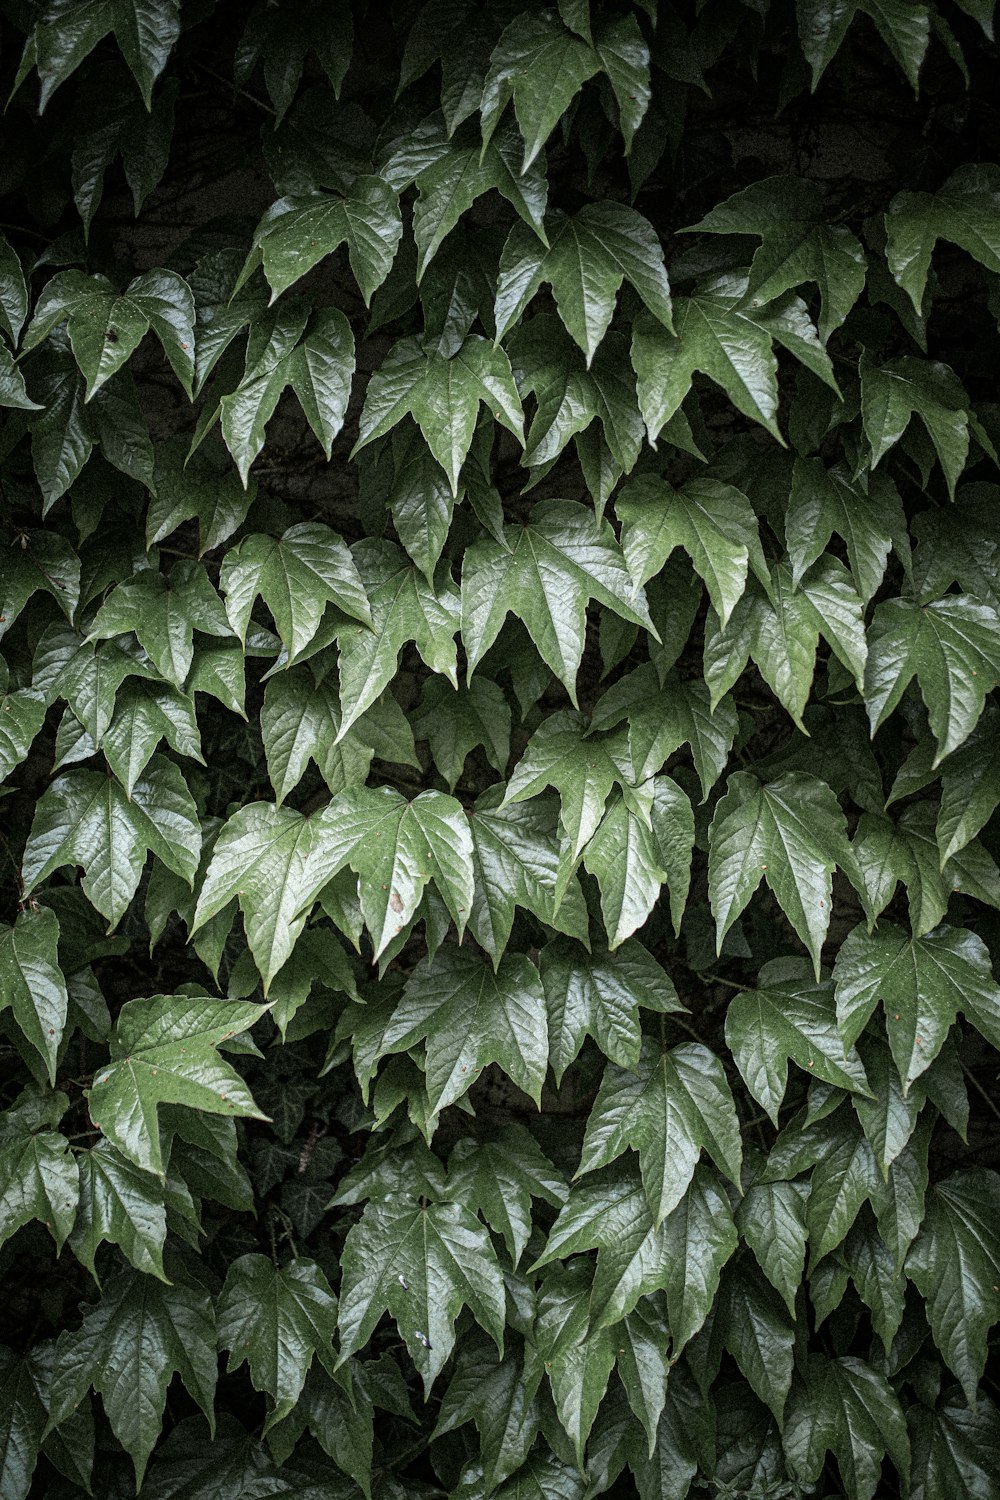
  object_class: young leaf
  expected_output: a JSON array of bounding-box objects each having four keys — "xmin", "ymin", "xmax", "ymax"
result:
[{"xmin": 87, "ymin": 995, "xmax": 267, "ymax": 1175}]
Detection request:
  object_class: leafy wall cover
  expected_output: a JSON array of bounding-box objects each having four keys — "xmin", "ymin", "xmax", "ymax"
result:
[{"xmin": 1, "ymin": 1, "xmax": 1000, "ymax": 1496}]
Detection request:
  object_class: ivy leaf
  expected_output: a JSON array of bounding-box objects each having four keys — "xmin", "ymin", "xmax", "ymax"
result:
[
  {"xmin": 87, "ymin": 994, "xmax": 267, "ymax": 1175},
  {"xmin": 584, "ymin": 777, "xmax": 694, "ymax": 946},
  {"xmin": 47, "ymin": 1271, "xmax": 216, "ymax": 1488},
  {"xmin": 834, "ymin": 922, "xmax": 1000, "ymax": 1089},
  {"xmin": 494, "ymin": 203, "xmax": 672, "ymax": 365},
  {"xmin": 461, "ymin": 499, "xmax": 655, "ymax": 701},
  {"xmin": 0, "ymin": 907, "xmax": 67, "ymax": 1083},
  {"xmin": 578, "ymin": 1039, "xmax": 742, "ymax": 1226},
  {"xmin": 906, "ymin": 1169, "xmax": 1000, "ymax": 1403},
  {"xmin": 480, "ymin": 10, "xmax": 600, "ymax": 171},
  {"xmin": 708, "ymin": 771, "xmax": 851, "ymax": 978},
  {"xmin": 0, "ymin": 1118, "xmax": 79, "ymax": 1253},
  {"xmin": 660, "ymin": 1164, "xmax": 740, "ymax": 1353},
  {"xmin": 591, "ymin": 664, "xmax": 738, "ymax": 801},
  {"xmin": 337, "ymin": 1197, "xmax": 505, "ymax": 1392},
  {"xmin": 24, "ymin": 267, "xmax": 195, "ymax": 398},
  {"xmin": 726, "ymin": 958, "xmax": 871, "ymax": 1125},
  {"xmin": 88, "ymin": 560, "xmax": 231, "ymax": 689},
  {"xmin": 616, "ymin": 473, "xmax": 767, "ymax": 629},
  {"xmin": 217, "ymin": 1255, "xmax": 338, "ymax": 1424},
  {"xmin": 540, "ymin": 936, "xmax": 682, "ymax": 1083},
  {"xmin": 860, "ymin": 354, "xmax": 969, "ymax": 498},
  {"xmin": 0, "ymin": 231, "xmax": 29, "ymax": 344},
  {"xmin": 886, "ymin": 163, "xmax": 1000, "ymax": 313},
  {"xmin": 412, "ymin": 676, "xmax": 511, "ymax": 791},
  {"xmin": 909, "ymin": 1389, "xmax": 1000, "ymax": 1500},
  {"xmin": 435, "ymin": 1343, "xmax": 541, "ymax": 1494},
  {"xmin": 466, "ymin": 790, "xmax": 591, "ymax": 962},
  {"xmin": 30, "ymin": 0, "xmax": 181, "ymax": 110},
  {"xmin": 737, "ymin": 1178, "xmax": 809, "ymax": 1317},
  {"xmin": 70, "ymin": 1138, "xmax": 167, "ymax": 1281},
  {"xmin": 22, "ymin": 757, "xmax": 201, "ymax": 929},
  {"xmin": 631, "ymin": 275, "xmax": 835, "ymax": 445},
  {"xmin": 0, "ymin": 1347, "xmax": 48, "ymax": 1500},
  {"xmin": 0, "ymin": 688, "xmax": 46, "ymax": 779},
  {"xmin": 785, "ymin": 458, "xmax": 904, "ymax": 604},
  {"xmin": 378, "ymin": 944, "xmax": 548, "ymax": 1113},
  {"xmin": 784, "ymin": 1354, "xmax": 911, "ymax": 1500},
  {"xmin": 527, "ymin": 1265, "xmax": 617, "ymax": 1464},
  {"xmin": 716, "ymin": 1262, "xmax": 795, "ymax": 1426},
  {"xmin": 864, "ymin": 595, "xmax": 1000, "ymax": 762},
  {"xmin": 99, "ymin": 681, "xmax": 204, "ymax": 797},
  {"xmin": 240, "ymin": 176, "xmax": 402, "ymax": 302},
  {"xmin": 352, "ymin": 333, "xmax": 523, "ymax": 495},
  {"xmin": 313, "ymin": 784, "xmax": 475, "ymax": 959},
  {"xmin": 683, "ymin": 177, "xmax": 866, "ymax": 341},
  {"xmin": 445, "ymin": 1128, "xmax": 567, "ymax": 1268},
  {"xmin": 221, "ymin": 522, "xmax": 371, "ymax": 658},
  {"xmin": 503, "ymin": 709, "xmax": 624, "ymax": 862},
  {"xmin": 335, "ymin": 540, "xmax": 460, "ymax": 737}
]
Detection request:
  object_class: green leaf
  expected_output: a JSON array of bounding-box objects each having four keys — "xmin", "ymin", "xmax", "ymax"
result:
[
  {"xmin": 352, "ymin": 333, "xmax": 523, "ymax": 495},
  {"xmin": 0, "ymin": 1347, "xmax": 47, "ymax": 1500},
  {"xmin": 0, "ymin": 907, "xmax": 67, "ymax": 1082},
  {"xmin": 412, "ymin": 676, "xmax": 511, "ymax": 790},
  {"xmin": 337, "ymin": 1197, "xmax": 505, "ymax": 1392},
  {"xmin": 616, "ymin": 473, "xmax": 767, "ymax": 629},
  {"xmin": 660, "ymin": 1164, "xmax": 740, "ymax": 1352},
  {"xmin": 910, "ymin": 1389, "xmax": 1000, "ymax": 1500},
  {"xmin": 540, "ymin": 936, "xmax": 682, "ymax": 1082},
  {"xmin": 797, "ymin": 0, "xmax": 930, "ymax": 89},
  {"xmin": 480, "ymin": 10, "xmax": 601, "ymax": 171},
  {"xmin": 683, "ymin": 177, "xmax": 866, "ymax": 341},
  {"xmin": 578, "ymin": 1039, "xmax": 742, "ymax": 1226},
  {"xmin": 527, "ymin": 1264, "xmax": 617, "ymax": 1464},
  {"xmin": 241, "ymin": 176, "xmax": 402, "ymax": 302},
  {"xmin": 864, "ymin": 595, "xmax": 1000, "ymax": 762},
  {"xmin": 31, "ymin": 0, "xmax": 181, "ymax": 110},
  {"xmin": 435, "ymin": 1346, "xmax": 539, "ymax": 1494},
  {"xmin": 70, "ymin": 1138, "xmax": 168, "ymax": 1280},
  {"xmin": 47, "ymin": 1270, "xmax": 216, "ymax": 1488},
  {"xmin": 88, "ymin": 560, "xmax": 231, "ymax": 689},
  {"xmin": 334, "ymin": 539, "xmax": 460, "ymax": 735},
  {"xmin": 0, "ymin": 231, "xmax": 29, "ymax": 344},
  {"xmin": 503, "ymin": 709, "xmax": 623, "ymax": 862},
  {"xmin": 834, "ymin": 921, "xmax": 1000, "ymax": 1088},
  {"xmin": 313, "ymin": 784, "xmax": 475, "ymax": 959},
  {"xmin": 906, "ymin": 1169, "xmax": 1000, "ymax": 1403},
  {"xmin": 590, "ymin": 664, "xmax": 738, "ymax": 801},
  {"xmin": 22, "ymin": 757, "xmax": 201, "ymax": 929},
  {"xmin": 24, "ymin": 267, "xmax": 195, "ymax": 397},
  {"xmin": 466, "ymin": 790, "xmax": 591, "ymax": 962},
  {"xmin": 378, "ymin": 944, "xmax": 548, "ymax": 1113},
  {"xmin": 217, "ymin": 1255, "xmax": 338, "ymax": 1424},
  {"xmin": 785, "ymin": 457, "xmax": 903, "ymax": 603},
  {"xmin": 495, "ymin": 202, "xmax": 672, "ymax": 365},
  {"xmin": 445, "ymin": 1128, "xmax": 567, "ymax": 1268},
  {"xmin": 87, "ymin": 994, "xmax": 267, "ymax": 1175},
  {"xmin": 461, "ymin": 499, "xmax": 655, "ymax": 701},
  {"xmin": 0, "ymin": 688, "xmax": 46, "ymax": 779},
  {"xmin": 708, "ymin": 771, "xmax": 851, "ymax": 978},
  {"xmin": 886, "ymin": 163, "xmax": 1000, "ymax": 313},
  {"xmin": 784, "ymin": 1354, "xmax": 911, "ymax": 1500},
  {"xmin": 737, "ymin": 1178, "xmax": 809, "ymax": 1317},
  {"xmin": 716, "ymin": 1262, "xmax": 795, "ymax": 1426},
  {"xmin": 726, "ymin": 957, "xmax": 871, "ymax": 1124},
  {"xmin": 222, "ymin": 521, "xmax": 370, "ymax": 658},
  {"xmin": 0, "ymin": 1123, "xmax": 79, "ymax": 1253},
  {"xmin": 860, "ymin": 354, "xmax": 970, "ymax": 498},
  {"xmin": 584, "ymin": 776, "xmax": 694, "ymax": 945}
]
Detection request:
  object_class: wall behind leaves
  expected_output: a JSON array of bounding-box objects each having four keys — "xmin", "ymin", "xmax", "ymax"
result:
[{"xmin": 1, "ymin": 1, "xmax": 1000, "ymax": 1496}]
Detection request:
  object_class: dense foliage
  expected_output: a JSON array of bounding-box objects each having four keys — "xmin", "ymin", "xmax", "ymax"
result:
[{"xmin": 2, "ymin": 0, "xmax": 1000, "ymax": 1495}]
